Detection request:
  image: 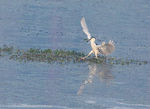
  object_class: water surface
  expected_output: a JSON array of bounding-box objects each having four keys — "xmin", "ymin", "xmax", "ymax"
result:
[{"xmin": 0, "ymin": 0, "xmax": 150, "ymax": 109}]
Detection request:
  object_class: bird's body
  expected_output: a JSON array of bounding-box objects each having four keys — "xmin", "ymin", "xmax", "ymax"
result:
[
  {"xmin": 80, "ymin": 17, "xmax": 115, "ymax": 59},
  {"xmin": 90, "ymin": 38, "xmax": 99, "ymax": 58}
]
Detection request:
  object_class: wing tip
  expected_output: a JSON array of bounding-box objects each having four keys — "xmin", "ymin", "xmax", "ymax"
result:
[
  {"xmin": 109, "ymin": 40, "xmax": 115, "ymax": 45},
  {"xmin": 81, "ymin": 17, "xmax": 85, "ymax": 23}
]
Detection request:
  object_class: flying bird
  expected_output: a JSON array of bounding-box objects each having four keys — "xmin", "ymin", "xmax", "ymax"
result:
[{"xmin": 80, "ymin": 17, "xmax": 115, "ymax": 59}]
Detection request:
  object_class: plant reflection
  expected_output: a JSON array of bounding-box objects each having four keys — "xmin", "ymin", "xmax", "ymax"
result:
[{"xmin": 77, "ymin": 63, "xmax": 114, "ymax": 95}]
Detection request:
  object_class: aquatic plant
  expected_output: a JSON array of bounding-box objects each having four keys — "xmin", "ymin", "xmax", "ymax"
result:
[
  {"xmin": 0, "ymin": 45, "xmax": 14, "ymax": 56},
  {"xmin": 9, "ymin": 48, "xmax": 85, "ymax": 64},
  {"xmin": 0, "ymin": 45, "xmax": 149, "ymax": 65}
]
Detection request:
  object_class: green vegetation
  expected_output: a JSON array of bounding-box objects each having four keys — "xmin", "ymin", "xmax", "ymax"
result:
[
  {"xmin": 0, "ymin": 45, "xmax": 14, "ymax": 56},
  {"xmin": 0, "ymin": 45, "xmax": 149, "ymax": 65},
  {"xmin": 10, "ymin": 48, "xmax": 85, "ymax": 64}
]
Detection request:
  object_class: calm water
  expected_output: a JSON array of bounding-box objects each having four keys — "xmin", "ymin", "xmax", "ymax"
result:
[{"xmin": 0, "ymin": 0, "xmax": 150, "ymax": 109}]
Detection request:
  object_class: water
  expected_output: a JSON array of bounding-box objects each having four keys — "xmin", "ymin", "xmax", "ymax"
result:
[{"xmin": 0, "ymin": 0, "xmax": 150, "ymax": 109}]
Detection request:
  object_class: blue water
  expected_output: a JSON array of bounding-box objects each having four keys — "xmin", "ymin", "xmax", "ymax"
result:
[{"xmin": 0, "ymin": 0, "xmax": 150, "ymax": 109}]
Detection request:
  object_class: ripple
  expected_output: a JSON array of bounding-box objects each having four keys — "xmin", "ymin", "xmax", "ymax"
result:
[
  {"xmin": 85, "ymin": 100, "xmax": 96, "ymax": 104},
  {"xmin": 116, "ymin": 101, "xmax": 150, "ymax": 108},
  {"xmin": 0, "ymin": 104, "xmax": 81, "ymax": 109}
]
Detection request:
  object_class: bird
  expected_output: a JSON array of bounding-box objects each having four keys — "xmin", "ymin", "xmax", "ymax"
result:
[{"xmin": 80, "ymin": 17, "xmax": 115, "ymax": 59}]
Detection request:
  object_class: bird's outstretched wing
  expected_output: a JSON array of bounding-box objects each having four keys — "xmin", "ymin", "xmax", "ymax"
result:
[
  {"xmin": 97, "ymin": 40, "xmax": 115, "ymax": 55},
  {"xmin": 81, "ymin": 17, "xmax": 91, "ymax": 40}
]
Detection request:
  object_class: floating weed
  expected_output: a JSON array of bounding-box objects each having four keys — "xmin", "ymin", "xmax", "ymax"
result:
[
  {"xmin": 143, "ymin": 61, "xmax": 148, "ymax": 64},
  {"xmin": 0, "ymin": 45, "xmax": 14, "ymax": 56},
  {"xmin": 0, "ymin": 45, "xmax": 149, "ymax": 65}
]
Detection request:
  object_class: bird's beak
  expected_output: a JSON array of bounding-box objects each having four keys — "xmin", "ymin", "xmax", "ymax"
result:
[
  {"xmin": 83, "ymin": 38, "xmax": 89, "ymax": 42},
  {"xmin": 88, "ymin": 38, "xmax": 92, "ymax": 42}
]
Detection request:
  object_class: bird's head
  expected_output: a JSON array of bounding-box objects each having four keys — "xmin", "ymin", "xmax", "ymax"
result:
[{"xmin": 88, "ymin": 36, "xmax": 96, "ymax": 42}]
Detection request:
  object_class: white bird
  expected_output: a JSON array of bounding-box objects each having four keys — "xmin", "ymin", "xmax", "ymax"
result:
[{"xmin": 80, "ymin": 17, "xmax": 115, "ymax": 59}]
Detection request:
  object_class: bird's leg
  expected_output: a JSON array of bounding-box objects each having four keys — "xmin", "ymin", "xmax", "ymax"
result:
[
  {"xmin": 81, "ymin": 50, "xmax": 93, "ymax": 60},
  {"xmin": 95, "ymin": 52, "xmax": 98, "ymax": 59}
]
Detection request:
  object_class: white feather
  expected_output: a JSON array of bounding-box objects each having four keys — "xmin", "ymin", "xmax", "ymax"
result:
[
  {"xmin": 80, "ymin": 17, "xmax": 91, "ymax": 40},
  {"xmin": 97, "ymin": 41, "xmax": 115, "ymax": 56}
]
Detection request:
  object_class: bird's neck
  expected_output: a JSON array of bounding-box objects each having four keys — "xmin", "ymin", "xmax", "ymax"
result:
[{"xmin": 90, "ymin": 40, "xmax": 96, "ymax": 47}]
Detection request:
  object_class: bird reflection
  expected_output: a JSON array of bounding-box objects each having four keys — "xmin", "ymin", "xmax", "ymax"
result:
[{"xmin": 77, "ymin": 63, "xmax": 113, "ymax": 95}]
